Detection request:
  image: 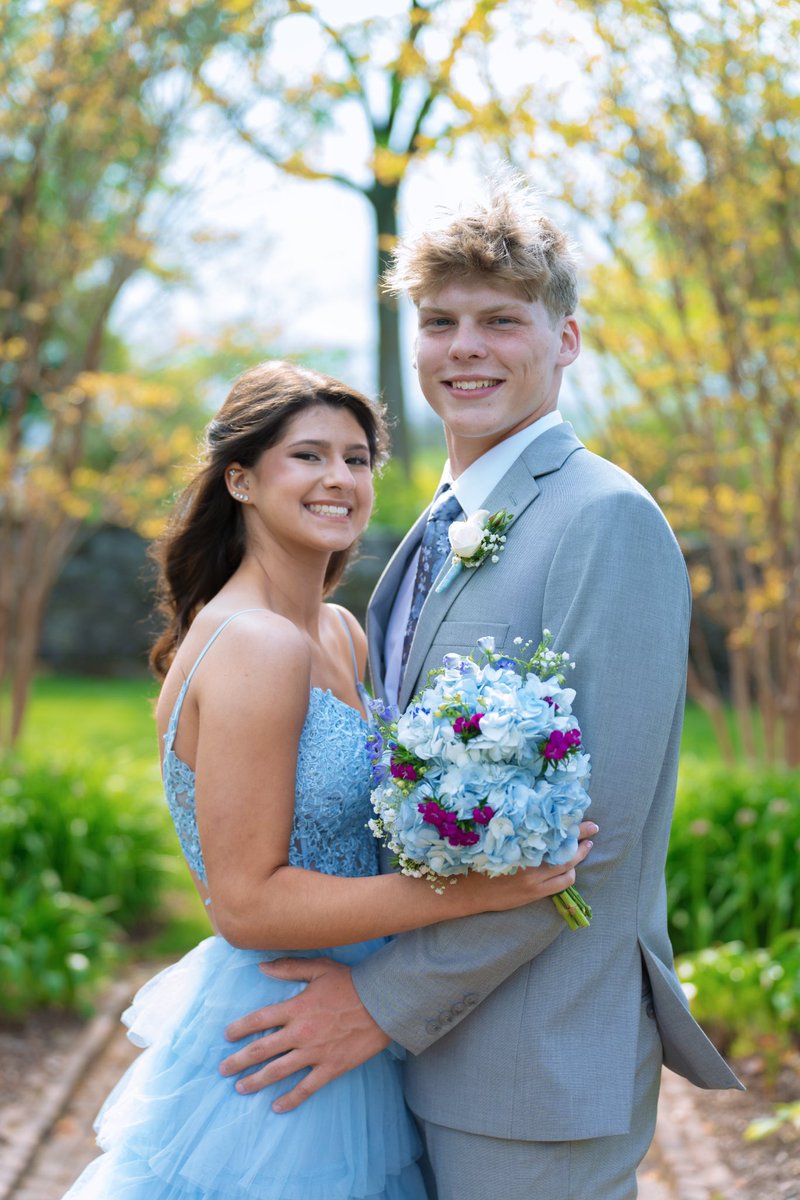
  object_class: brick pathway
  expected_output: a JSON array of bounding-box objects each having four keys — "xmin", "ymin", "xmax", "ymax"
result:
[
  {"xmin": 10, "ymin": 1029, "xmax": 139, "ymax": 1200},
  {"xmin": 5, "ymin": 1011, "xmax": 681, "ymax": 1200}
]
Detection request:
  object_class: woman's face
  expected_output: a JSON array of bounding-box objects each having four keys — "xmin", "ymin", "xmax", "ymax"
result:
[{"xmin": 228, "ymin": 404, "xmax": 375, "ymax": 558}]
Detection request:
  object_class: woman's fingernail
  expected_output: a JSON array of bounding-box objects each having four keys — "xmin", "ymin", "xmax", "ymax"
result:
[
  {"xmin": 585, "ymin": 841, "xmax": 593, "ymax": 850},
  {"xmin": 588, "ymin": 823, "xmax": 599, "ymax": 833}
]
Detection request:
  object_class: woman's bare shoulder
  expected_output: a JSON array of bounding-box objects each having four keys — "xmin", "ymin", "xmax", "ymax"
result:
[
  {"xmin": 159, "ymin": 606, "xmax": 311, "ymax": 724},
  {"xmin": 326, "ymin": 602, "xmax": 366, "ymax": 647},
  {"xmin": 194, "ymin": 606, "xmax": 311, "ymax": 677}
]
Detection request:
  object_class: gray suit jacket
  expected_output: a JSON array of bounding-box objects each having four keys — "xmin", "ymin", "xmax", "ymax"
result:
[{"xmin": 352, "ymin": 423, "xmax": 741, "ymax": 1142}]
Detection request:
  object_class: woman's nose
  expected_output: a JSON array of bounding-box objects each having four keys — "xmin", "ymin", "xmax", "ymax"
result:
[{"xmin": 324, "ymin": 457, "xmax": 355, "ymax": 488}]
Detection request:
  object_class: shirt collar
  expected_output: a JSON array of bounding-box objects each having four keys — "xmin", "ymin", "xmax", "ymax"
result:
[{"xmin": 441, "ymin": 411, "xmax": 564, "ymax": 516}]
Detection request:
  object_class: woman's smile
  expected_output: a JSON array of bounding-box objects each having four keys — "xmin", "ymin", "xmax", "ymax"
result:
[{"xmin": 304, "ymin": 501, "xmax": 353, "ymax": 520}]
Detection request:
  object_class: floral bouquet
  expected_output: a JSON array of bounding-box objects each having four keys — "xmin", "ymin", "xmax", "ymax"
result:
[{"xmin": 367, "ymin": 634, "xmax": 592, "ymax": 929}]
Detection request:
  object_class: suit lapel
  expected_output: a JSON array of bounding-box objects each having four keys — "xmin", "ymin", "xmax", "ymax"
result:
[
  {"xmin": 366, "ymin": 506, "xmax": 430, "ymax": 698},
  {"xmin": 399, "ymin": 423, "xmax": 584, "ymax": 706}
]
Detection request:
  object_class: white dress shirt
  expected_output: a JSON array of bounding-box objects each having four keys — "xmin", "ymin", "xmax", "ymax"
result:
[{"xmin": 382, "ymin": 411, "xmax": 564, "ymax": 704}]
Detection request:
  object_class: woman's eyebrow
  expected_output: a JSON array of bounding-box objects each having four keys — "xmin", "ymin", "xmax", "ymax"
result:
[{"xmin": 286, "ymin": 438, "xmax": 370, "ymax": 451}]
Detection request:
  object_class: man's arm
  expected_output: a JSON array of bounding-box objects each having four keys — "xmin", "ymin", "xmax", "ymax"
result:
[{"xmin": 221, "ymin": 488, "xmax": 689, "ymax": 1106}]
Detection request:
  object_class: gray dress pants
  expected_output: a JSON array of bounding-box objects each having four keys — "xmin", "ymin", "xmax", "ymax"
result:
[{"xmin": 415, "ymin": 991, "xmax": 662, "ymax": 1200}]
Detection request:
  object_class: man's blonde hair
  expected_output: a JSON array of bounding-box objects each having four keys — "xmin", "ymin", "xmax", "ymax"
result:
[{"xmin": 384, "ymin": 176, "xmax": 579, "ymax": 319}]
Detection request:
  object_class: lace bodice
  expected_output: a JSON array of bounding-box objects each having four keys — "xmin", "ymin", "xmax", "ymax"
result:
[{"xmin": 162, "ymin": 612, "xmax": 378, "ymax": 889}]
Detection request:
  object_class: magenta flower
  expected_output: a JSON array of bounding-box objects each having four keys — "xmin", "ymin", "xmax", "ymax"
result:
[
  {"xmin": 446, "ymin": 828, "xmax": 480, "ymax": 847},
  {"xmin": 391, "ymin": 761, "xmax": 419, "ymax": 781},
  {"xmin": 418, "ymin": 800, "xmax": 443, "ymax": 823},
  {"xmin": 417, "ymin": 798, "xmax": 486, "ymax": 848},
  {"xmin": 472, "ymin": 804, "xmax": 494, "ymax": 825},
  {"xmin": 542, "ymin": 728, "xmax": 581, "ymax": 761},
  {"xmin": 453, "ymin": 712, "xmax": 483, "ymax": 738}
]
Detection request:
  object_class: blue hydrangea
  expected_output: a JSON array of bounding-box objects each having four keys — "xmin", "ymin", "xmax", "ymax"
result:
[{"xmin": 367, "ymin": 639, "xmax": 592, "ymax": 886}]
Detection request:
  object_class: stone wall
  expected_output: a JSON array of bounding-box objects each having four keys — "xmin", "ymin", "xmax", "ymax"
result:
[
  {"xmin": 41, "ymin": 525, "xmax": 730, "ymax": 688},
  {"xmin": 40, "ymin": 525, "xmax": 401, "ymax": 677}
]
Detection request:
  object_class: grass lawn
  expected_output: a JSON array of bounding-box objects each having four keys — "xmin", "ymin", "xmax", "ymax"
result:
[
  {"xmin": 677, "ymin": 702, "xmax": 723, "ymax": 761},
  {"xmin": 19, "ymin": 674, "xmax": 160, "ymax": 774}
]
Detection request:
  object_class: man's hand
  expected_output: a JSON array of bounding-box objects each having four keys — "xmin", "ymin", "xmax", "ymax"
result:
[{"xmin": 219, "ymin": 956, "xmax": 391, "ymax": 1112}]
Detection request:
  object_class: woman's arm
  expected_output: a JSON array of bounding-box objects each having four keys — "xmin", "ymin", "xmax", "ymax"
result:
[{"xmin": 192, "ymin": 615, "xmax": 593, "ymax": 951}]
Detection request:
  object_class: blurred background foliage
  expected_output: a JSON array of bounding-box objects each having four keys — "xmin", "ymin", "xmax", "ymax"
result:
[
  {"xmin": 0, "ymin": 0, "xmax": 797, "ymax": 1109},
  {"xmin": 3, "ymin": 0, "xmax": 798, "ymax": 763},
  {"xmin": 0, "ymin": 750, "xmax": 173, "ymax": 1015}
]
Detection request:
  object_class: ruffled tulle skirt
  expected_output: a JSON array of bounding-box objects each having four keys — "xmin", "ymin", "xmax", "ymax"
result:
[{"xmin": 62, "ymin": 937, "xmax": 428, "ymax": 1199}]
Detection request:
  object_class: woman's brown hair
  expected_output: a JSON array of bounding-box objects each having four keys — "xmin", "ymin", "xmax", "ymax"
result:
[{"xmin": 149, "ymin": 360, "xmax": 388, "ymax": 679}]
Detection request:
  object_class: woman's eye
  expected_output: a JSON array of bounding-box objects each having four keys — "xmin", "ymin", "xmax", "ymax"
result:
[
  {"xmin": 294, "ymin": 452, "xmax": 320, "ymax": 461},
  {"xmin": 347, "ymin": 456, "xmax": 370, "ymax": 467}
]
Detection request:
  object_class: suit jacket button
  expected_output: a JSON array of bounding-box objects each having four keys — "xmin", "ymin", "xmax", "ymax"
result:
[
  {"xmin": 451, "ymin": 1000, "xmax": 465, "ymax": 1015},
  {"xmin": 463, "ymin": 992, "xmax": 479, "ymax": 1007},
  {"xmin": 438, "ymin": 1009, "xmax": 452, "ymax": 1025},
  {"xmin": 425, "ymin": 1019, "xmax": 441, "ymax": 1034}
]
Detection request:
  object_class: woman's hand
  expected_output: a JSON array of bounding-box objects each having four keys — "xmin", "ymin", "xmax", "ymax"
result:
[{"xmin": 455, "ymin": 820, "xmax": 597, "ymax": 914}]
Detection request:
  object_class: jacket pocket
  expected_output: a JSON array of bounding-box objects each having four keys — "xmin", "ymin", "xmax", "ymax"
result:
[{"xmin": 428, "ymin": 620, "xmax": 510, "ymax": 658}]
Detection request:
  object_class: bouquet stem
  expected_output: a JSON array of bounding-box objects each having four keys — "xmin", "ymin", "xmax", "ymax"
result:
[{"xmin": 551, "ymin": 886, "xmax": 592, "ymax": 930}]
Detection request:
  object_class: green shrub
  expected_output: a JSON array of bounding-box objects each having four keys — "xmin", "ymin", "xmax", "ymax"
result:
[
  {"xmin": 667, "ymin": 761, "xmax": 800, "ymax": 955},
  {"xmin": 676, "ymin": 933, "xmax": 800, "ymax": 1063},
  {"xmin": 0, "ymin": 752, "xmax": 175, "ymax": 1015},
  {"xmin": 0, "ymin": 874, "xmax": 118, "ymax": 1017}
]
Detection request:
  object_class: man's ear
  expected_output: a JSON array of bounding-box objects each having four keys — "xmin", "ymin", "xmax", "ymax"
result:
[{"xmin": 558, "ymin": 317, "xmax": 580, "ymax": 366}]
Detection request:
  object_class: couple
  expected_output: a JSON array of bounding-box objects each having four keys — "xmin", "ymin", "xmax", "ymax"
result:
[{"xmin": 64, "ymin": 182, "xmax": 740, "ymax": 1200}]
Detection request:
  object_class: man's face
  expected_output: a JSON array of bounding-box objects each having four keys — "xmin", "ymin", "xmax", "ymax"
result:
[{"xmin": 414, "ymin": 277, "xmax": 580, "ymax": 471}]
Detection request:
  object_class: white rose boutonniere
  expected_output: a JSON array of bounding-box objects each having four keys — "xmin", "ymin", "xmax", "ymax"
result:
[{"xmin": 435, "ymin": 508, "xmax": 514, "ymax": 593}]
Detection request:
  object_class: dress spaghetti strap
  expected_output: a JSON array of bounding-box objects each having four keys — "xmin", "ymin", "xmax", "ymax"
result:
[
  {"xmin": 332, "ymin": 607, "xmax": 370, "ymax": 706},
  {"xmin": 164, "ymin": 609, "xmax": 267, "ymax": 754}
]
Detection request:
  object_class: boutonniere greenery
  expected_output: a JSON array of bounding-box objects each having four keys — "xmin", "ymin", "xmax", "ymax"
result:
[{"xmin": 435, "ymin": 508, "xmax": 514, "ymax": 593}]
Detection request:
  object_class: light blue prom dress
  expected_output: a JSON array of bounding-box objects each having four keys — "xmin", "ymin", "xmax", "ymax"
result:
[{"xmin": 63, "ymin": 611, "xmax": 428, "ymax": 1200}]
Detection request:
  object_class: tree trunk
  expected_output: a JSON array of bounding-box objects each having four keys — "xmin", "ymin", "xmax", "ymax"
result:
[
  {"xmin": 687, "ymin": 624, "xmax": 736, "ymax": 764},
  {"xmin": 368, "ymin": 179, "xmax": 410, "ymax": 472},
  {"xmin": 0, "ymin": 515, "xmax": 79, "ymax": 748},
  {"xmin": 784, "ymin": 654, "xmax": 800, "ymax": 768}
]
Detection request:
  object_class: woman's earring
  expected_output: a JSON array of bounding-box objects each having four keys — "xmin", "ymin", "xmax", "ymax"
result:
[{"xmin": 228, "ymin": 470, "xmax": 248, "ymax": 502}]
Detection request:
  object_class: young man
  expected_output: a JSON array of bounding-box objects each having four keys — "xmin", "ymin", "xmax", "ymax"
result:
[{"xmin": 221, "ymin": 181, "xmax": 741, "ymax": 1199}]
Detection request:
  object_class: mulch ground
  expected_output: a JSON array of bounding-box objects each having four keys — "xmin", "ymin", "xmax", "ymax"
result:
[{"xmin": 690, "ymin": 1052, "xmax": 799, "ymax": 1200}]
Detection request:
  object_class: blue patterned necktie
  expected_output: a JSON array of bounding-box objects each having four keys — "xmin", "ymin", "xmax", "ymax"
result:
[{"xmin": 400, "ymin": 486, "xmax": 463, "ymax": 680}]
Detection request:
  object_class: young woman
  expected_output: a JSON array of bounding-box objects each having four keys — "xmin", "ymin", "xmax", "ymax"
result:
[{"xmin": 62, "ymin": 360, "xmax": 594, "ymax": 1200}]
